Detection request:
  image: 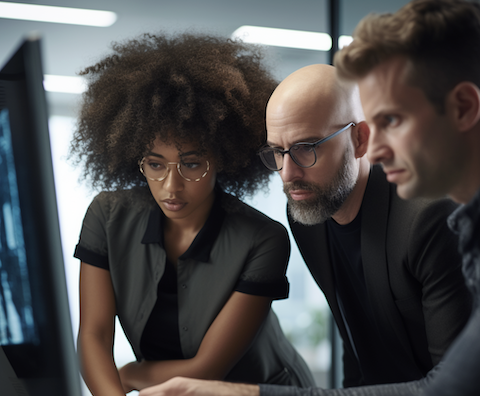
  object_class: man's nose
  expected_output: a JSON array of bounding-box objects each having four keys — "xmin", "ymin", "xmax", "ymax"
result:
[
  {"xmin": 279, "ymin": 153, "xmax": 305, "ymax": 183},
  {"xmin": 366, "ymin": 127, "xmax": 393, "ymax": 165}
]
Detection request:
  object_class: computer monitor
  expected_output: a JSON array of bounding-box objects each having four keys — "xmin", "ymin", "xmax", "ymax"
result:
[{"xmin": 0, "ymin": 35, "xmax": 82, "ymax": 396}]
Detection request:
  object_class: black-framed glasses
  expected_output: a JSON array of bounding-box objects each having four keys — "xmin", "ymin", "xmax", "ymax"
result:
[
  {"xmin": 139, "ymin": 156, "xmax": 210, "ymax": 182},
  {"xmin": 258, "ymin": 122, "xmax": 356, "ymax": 171}
]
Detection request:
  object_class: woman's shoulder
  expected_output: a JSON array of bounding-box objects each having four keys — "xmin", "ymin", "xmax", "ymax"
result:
[{"xmin": 87, "ymin": 189, "xmax": 154, "ymax": 220}]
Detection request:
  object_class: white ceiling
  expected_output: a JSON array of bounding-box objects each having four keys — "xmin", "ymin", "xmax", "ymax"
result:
[{"xmin": 0, "ymin": 0, "xmax": 409, "ymax": 117}]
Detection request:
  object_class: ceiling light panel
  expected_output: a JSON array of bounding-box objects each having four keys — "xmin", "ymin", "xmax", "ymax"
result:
[{"xmin": 0, "ymin": 2, "xmax": 117, "ymax": 27}]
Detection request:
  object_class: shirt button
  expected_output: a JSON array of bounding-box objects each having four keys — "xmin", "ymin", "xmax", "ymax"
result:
[
  {"xmin": 182, "ymin": 326, "xmax": 188, "ymax": 331},
  {"xmin": 181, "ymin": 284, "xmax": 187, "ymax": 289}
]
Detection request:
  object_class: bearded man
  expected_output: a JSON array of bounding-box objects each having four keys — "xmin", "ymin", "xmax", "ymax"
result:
[{"xmin": 257, "ymin": 64, "xmax": 471, "ymax": 388}]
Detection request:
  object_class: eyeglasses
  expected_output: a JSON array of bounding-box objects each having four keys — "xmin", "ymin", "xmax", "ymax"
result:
[
  {"xmin": 139, "ymin": 156, "xmax": 210, "ymax": 182},
  {"xmin": 258, "ymin": 122, "xmax": 356, "ymax": 171}
]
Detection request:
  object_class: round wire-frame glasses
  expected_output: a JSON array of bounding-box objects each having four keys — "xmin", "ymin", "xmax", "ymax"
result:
[
  {"xmin": 258, "ymin": 122, "xmax": 356, "ymax": 171},
  {"xmin": 139, "ymin": 157, "xmax": 210, "ymax": 182}
]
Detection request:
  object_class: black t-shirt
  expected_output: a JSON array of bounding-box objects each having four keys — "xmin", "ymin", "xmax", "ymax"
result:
[{"xmin": 140, "ymin": 258, "xmax": 183, "ymax": 360}]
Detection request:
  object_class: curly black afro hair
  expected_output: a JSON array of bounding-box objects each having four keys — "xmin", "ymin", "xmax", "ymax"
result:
[{"xmin": 69, "ymin": 31, "xmax": 278, "ymax": 205}]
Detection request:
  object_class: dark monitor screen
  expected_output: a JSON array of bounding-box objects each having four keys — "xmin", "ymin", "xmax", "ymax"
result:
[{"xmin": 0, "ymin": 36, "xmax": 82, "ymax": 396}]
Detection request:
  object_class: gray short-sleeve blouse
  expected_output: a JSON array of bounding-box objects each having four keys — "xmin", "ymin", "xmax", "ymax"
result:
[{"xmin": 74, "ymin": 190, "xmax": 316, "ymax": 387}]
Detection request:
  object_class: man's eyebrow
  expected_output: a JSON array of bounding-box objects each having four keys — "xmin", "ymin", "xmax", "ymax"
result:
[
  {"xmin": 265, "ymin": 140, "xmax": 281, "ymax": 147},
  {"xmin": 265, "ymin": 136, "xmax": 325, "ymax": 147},
  {"xmin": 370, "ymin": 111, "xmax": 391, "ymax": 123},
  {"xmin": 370, "ymin": 106, "xmax": 398, "ymax": 120}
]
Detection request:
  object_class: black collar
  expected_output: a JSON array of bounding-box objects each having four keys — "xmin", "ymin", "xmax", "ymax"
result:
[{"xmin": 141, "ymin": 190, "xmax": 226, "ymax": 262}]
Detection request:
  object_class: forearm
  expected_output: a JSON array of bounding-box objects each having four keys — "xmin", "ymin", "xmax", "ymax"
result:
[
  {"xmin": 121, "ymin": 357, "xmax": 227, "ymax": 390},
  {"xmin": 125, "ymin": 294, "xmax": 274, "ymax": 390},
  {"xmin": 78, "ymin": 333, "xmax": 125, "ymax": 396},
  {"xmin": 139, "ymin": 377, "xmax": 260, "ymax": 396},
  {"xmin": 259, "ymin": 380, "xmax": 425, "ymax": 396},
  {"xmin": 139, "ymin": 376, "xmax": 426, "ymax": 396}
]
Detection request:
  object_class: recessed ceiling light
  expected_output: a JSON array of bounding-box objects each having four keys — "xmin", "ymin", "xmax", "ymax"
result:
[
  {"xmin": 0, "ymin": 2, "xmax": 117, "ymax": 27},
  {"xmin": 43, "ymin": 75, "xmax": 86, "ymax": 94},
  {"xmin": 232, "ymin": 26, "xmax": 353, "ymax": 52},
  {"xmin": 339, "ymin": 35, "xmax": 353, "ymax": 49},
  {"xmin": 232, "ymin": 26, "xmax": 332, "ymax": 51}
]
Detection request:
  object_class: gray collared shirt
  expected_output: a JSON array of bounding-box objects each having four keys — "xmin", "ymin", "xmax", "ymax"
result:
[
  {"xmin": 447, "ymin": 188, "xmax": 480, "ymax": 302},
  {"xmin": 75, "ymin": 190, "xmax": 315, "ymax": 386}
]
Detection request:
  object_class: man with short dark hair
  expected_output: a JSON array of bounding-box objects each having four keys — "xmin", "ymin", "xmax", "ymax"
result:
[{"xmin": 333, "ymin": 1, "xmax": 480, "ymax": 395}]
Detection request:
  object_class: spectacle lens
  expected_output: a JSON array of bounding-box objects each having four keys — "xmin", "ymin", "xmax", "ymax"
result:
[
  {"xmin": 290, "ymin": 144, "xmax": 316, "ymax": 167},
  {"xmin": 258, "ymin": 122, "xmax": 355, "ymax": 171},
  {"xmin": 139, "ymin": 157, "xmax": 209, "ymax": 182},
  {"xmin": 259, "ymin": 145, "xmax": 316, "ymax": 171}
]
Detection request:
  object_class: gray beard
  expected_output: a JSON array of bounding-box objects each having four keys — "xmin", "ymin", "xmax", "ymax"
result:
[{"xmin": 285, "ymin": 150, "xmax": 358, "ymax": 225}]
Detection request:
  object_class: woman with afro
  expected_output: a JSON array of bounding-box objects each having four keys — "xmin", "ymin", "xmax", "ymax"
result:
[{"xmin": 71, "ymin": 32, "xmax": 315, "ymax": 395}]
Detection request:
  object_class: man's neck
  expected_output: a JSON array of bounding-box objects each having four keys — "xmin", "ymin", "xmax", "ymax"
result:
[
  {"xmin": 449, "ymin": 177, "xmax": 480, "ymax": 204},
  {"xmin": 449, "ymin": 143, "xmax": 480, "ymax": 204}
]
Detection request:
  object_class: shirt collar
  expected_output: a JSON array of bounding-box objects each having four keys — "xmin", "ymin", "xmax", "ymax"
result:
[
  {"xmin": 447, "ymin": 188, "xmax": 480, "ymax": 297},
  {"xmin": 141, "ymin": 190, "xmax": 226, "ymax": 262},
  {"xmin": 447, "ymin": 188, "xmax": 480, "ymax": 246}
]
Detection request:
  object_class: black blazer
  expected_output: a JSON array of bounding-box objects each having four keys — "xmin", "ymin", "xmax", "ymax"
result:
[{"xmin": 288, "ymin": 165, "xmax": 472, "ymax": 387}]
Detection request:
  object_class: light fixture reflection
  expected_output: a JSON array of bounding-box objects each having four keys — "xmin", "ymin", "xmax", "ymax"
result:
[
  {"xmin": 232, "ymin": 26, "xmax": 332, "ymax": 51},
  {"xmin": 232, "ymin": 25, "xmax": 353, "ymax": 52},
  {"xmin": 339, "ymin": 35, "xmax": 354, "ymax": 49},
  {"xmin": 0, "ymin": 2, "xmax": 117, "ymax": 27},
  {"xmin": 43, "ymin": 75, "xmax": 86, "ymax": 94}
]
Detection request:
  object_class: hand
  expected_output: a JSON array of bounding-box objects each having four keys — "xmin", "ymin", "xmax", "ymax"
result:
[{"xmin": 138, "ymin": 376, "xmax": 260, "ymax": 396}]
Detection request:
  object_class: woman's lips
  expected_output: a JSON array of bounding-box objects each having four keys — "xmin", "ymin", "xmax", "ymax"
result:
[{"xmin": 162, "ymin": 199, "xmax": 186, "ymax": 212}]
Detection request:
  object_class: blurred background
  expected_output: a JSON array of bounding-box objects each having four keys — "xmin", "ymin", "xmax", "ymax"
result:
[{"xmin": 0, "ymin": 1, "xmax": 409, "ymax": 394}]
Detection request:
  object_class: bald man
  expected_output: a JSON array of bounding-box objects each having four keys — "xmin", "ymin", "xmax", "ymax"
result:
[
  {"xmin": 137, "ymin": 65, "xmax": 471, "ymax": 395},
  {"xmin": 261, "ymin": 64, "xmax": 470, "ymax": 388}
]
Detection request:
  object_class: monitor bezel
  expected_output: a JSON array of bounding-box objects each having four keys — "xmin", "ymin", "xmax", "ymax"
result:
[{"xmin": 0, "ymin": 35, "xmax": 82, "ymax": 396}]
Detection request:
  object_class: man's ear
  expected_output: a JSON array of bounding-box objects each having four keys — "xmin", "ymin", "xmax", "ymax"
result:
[
  {"xmin": 447, "ymin": 82, "xmax": 480, "ymax": 132},
  {"xmin": 353, "ymin": 121, "xmax": 370, "ymax": 158}
]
